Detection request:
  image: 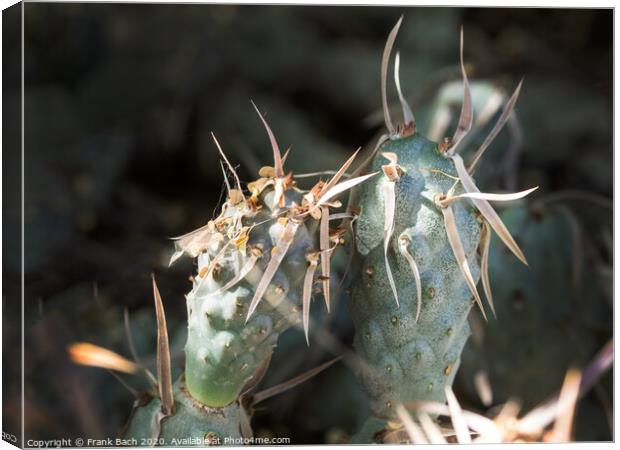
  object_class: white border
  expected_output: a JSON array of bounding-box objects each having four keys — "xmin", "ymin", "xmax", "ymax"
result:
[{"xmin": 0, "ymin": 2, "xmax": 615, "ymax": 450}]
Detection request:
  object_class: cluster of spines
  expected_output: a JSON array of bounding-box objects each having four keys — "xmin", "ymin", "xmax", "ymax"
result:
[{"xmin": 172, "ymin": 102, "xmax": 376, "ymax": 347}]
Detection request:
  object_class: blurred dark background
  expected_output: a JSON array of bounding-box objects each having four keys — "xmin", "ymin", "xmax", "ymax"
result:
[{"xmin": 2, "ymin": 4, "xmax": 612, "ymax": 444}]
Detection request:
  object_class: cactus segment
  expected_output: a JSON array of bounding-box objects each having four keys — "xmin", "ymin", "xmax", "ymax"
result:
[
  {"xmin": 350, "ymin": 19, "xmax": 537, "ymax": 422},
  {"xmin": 68, "ymin": 105, "xmax": 377, "ymax": 438},
  {"xmin": 182, "ymin": 193, "xmax": 306, "ymax": 408},
  {"xmin": 175, "ymin": 105, "xmax": 375, "ymax": 408},
  {"xmin": 351, "ymin": 132, "xmax": 482, "ymax": 419},
  {"xmin": 101, "ymin": 105, "xmax": 376, "ymax": 441}
]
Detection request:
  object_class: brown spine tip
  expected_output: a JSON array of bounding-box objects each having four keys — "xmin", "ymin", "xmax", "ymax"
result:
[{"xmin": 152, "ymin": 274, "xmax": 175, "ymax": 415}]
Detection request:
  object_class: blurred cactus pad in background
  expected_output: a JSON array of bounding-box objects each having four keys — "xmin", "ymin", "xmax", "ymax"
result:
[{"xmin": 3, "ymin": 3, "xmax": 612, "ymax": 445}]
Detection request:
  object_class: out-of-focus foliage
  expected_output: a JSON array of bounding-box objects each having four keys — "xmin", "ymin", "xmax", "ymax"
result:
[{"xmin": 457, "ymin": 202, "xmax": 612, "ymax": 441}]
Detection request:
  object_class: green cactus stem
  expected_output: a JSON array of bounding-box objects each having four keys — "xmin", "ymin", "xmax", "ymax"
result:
[
  {"xmin": 349, "ymin": 18, "xmax": 535, "ymax": 425},
  {"xmin": 174, "ymin": 111, "xmax": 373, "ymax": 408},
  {"xmin": 351, "ymin": 131, "xmax": 483, "ymax": 419}
]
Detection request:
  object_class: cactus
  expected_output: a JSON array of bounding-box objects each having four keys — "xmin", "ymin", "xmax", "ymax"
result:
[
  {"xmin": 123, "ymin": 105, "xmax": 374, "ymax": 440},
  {"xmin": 70, "ymin": 101, "xmax": 373, "ymax": 443},
  {"xmin": 177, "ymin": 185, "xmax": 311, "ymax": 409},
  {"xmin": 349, "ymin": 17, "xmax": 537, "ymax": 430},
  {"xmin": 172, "ymin": 105, "xmax": 376, "ymax": 405}
]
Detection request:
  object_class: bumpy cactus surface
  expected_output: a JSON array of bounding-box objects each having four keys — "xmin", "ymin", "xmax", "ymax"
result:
[
  {"xmin": 349, "ymin": 18, "xmax": 536, "ymax": 429},
  {"xmin": 181, "ymin": 189, "xmax": 312, "ymax": 407},
  {"xmin": 351, "ymin": 133, "xmax": 482, "ymax": 417}
]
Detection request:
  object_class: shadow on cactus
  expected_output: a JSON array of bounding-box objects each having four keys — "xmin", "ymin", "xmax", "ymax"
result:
[{"xmin": 348, "ymin": 16, "xmax": 538, "ymax": 439}]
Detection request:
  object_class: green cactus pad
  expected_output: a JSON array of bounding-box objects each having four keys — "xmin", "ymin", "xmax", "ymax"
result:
[
  {"xmin": 351, "ymin": 133, "xmax": 482, "ymax": 418},
  {"xmin": 183, "ymin": 190, "xmax": 314, "ymax": 407}
]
